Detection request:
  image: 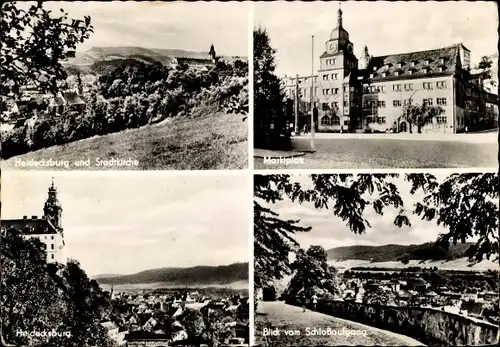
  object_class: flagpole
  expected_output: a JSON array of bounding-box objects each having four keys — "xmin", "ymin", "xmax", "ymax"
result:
[{"xmin": 310, "ymin": 35, "xmax": 316, "ymax": 151}]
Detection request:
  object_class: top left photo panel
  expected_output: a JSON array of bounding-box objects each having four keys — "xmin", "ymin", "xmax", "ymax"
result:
[{"xmin": 1, "ymin": 1, "xmax": 249, "ymax": 171}]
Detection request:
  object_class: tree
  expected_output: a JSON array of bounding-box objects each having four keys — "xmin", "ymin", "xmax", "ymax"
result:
[
  {"xmin": 254, "ymin": 173, "xmax": 499, "ymax": 293},
  {"xmin": 363, "ymin": 286, "xmax": 397, "ymax": 306},
  {"xmin": 400, "ymin": 102, "xmax": 444, "ymax": 133},
  {"xmin": 253, "ymin": 28, "xmax": 288, "ymax": 149},
  {"xmin": 286, "ymin": 246, "xmax": 341, "ymax": 299},
  {"xmin": 1, "ymin": 1, "xmax": 94, "ymax": 97},
  {"xmin": 478, "ymin": 56, "xmax": 493, "ymax": 71}
]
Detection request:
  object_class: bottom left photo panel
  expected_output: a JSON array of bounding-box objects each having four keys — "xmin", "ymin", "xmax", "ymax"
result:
[{"xmin": 1, "ymin": 171, "xmax": 250, "ymax": 347}]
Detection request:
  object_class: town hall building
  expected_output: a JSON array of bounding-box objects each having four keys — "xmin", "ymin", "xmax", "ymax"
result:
[
  {"xmin": 282, "ymin": 7, "xmax": 498, "ymax": 134},
  {"xmin": 1, "ymin": 179, "xmax": 66, "ymax": 264}
]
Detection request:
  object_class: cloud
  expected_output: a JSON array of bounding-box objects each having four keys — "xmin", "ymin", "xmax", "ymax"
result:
[
  {"xmin": 256, "ymin": 1, "xmax": 498, "ymax": 76},
  {"xmin": 2, "ymin": 172, "xmax": 248, "ymax": 276}
]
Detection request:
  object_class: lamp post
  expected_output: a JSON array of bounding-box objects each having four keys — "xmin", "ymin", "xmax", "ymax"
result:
[{"xmin": 310, "ymin": 35, "xmax": 316, "ymax": 152}]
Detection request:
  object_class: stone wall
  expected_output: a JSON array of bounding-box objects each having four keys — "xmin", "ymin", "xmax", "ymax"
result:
[{"xmin": 285, "ymin": 297, "xmax": 499, "ymax": 346}]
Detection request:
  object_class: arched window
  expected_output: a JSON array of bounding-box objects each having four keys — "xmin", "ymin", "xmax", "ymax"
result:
[
  {"xmin": 320, "ymin": 116, "xmax": 331, "ymax": 125},
  {"xmin": 332, "ymin": 116, "xmax": 340, "ymax": 125}
]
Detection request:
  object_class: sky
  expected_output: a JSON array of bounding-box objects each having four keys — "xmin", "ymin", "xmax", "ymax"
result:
[
  {"xmin": 29, "ymin": 1, "xmax": 249, "ymax": 56},
  {"xmin": 259, "ymin": 172, "xmax": 483, "ymax": 251},
  {"xmin": 2, "ymin": 172, "xmax": 249, "ymax": 276},
  {"xmin": 255, "ymin": 1, "xmax": 499, "ymax": 77}
]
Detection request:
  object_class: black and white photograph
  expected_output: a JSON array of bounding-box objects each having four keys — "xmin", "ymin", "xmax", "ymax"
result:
[
  {"xmin": 254, "ymin": 173, "xmax": 499, "ymax": 346},
  {"xmin": 1, "ymin": 1, "xmax": 249, "ymax": 170},
  {"xmin": 1, "ymin": 172, "xmax": 250, "ymax": 346},
  {"xmin": 254, "ymin": 1, "xmax": 498, "ymax": 169}
]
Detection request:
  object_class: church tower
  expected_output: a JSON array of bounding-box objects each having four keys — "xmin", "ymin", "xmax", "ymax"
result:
[
  {"xmin": 43, "ymin": 178, "xmax": 63, "ymax": 231},
  {"xmin": 209, "ymin": 43, "xmax": 217, "ymax": 63},
  {"xmin": 360, "ymin": 45, "xmax": 371, "ymax": 70}
]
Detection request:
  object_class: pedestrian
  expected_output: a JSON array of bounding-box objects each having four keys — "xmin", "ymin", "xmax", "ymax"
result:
[
  {"xmin": 465, "ymin": 126, "xmax": 468, "ymax": 133},
  {"xmin": 311, "ymin": 294, "xmax": 318, "ymax": 311}
]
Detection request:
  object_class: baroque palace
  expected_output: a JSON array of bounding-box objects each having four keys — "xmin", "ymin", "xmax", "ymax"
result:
[
  {"xmin": 1, "ymin": 179, "xmax": 66, "ymax": 264},
  {"xmin": 282, "ymin": 7, "xmax": 499, "ymax": 133}
]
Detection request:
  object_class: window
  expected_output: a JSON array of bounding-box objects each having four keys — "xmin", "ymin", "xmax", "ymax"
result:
[
  {"xmin": 380, "ymin": 86, "xmax": 385, "ymax": 93},
  {"xmin": 332, "ymin": 73, "xmax": 338, "ymax": 80},
  {"xmin": 393, "ymin": 100, "xmax": 402, "ymax": 107},
  {"xmin": 424, "ymin": 59, "xmax": 430, "ymax": 65},
  {"xmin": 395, "ymin": 71, "xmax": 401, "ymax": 76},
  {"xmin": 323, "ymin": 75, "xmax": 329, "ymax": 81},
  {"xmin": 397, "ymin": 62, "xmax": 403, "ymax": 68},
  {"xmin": 393, "ymin": 84, "xmax": 402, "ymax": 91},
  {"xmin": 423, "ymin": 82, "xmax": 432, "ymax": 90},
  {"xmin": 373, "ymin": 66, "xmax": 377, "ymax": 71},
  {"xmin": 437, "ymin": 98, "xmax": 447, "ymax": 106},
  {"xmin": 321, "ymin": 116, "xmax": 331, "ymax": 125},
  {"xmin": 343, "ymin": 85, "xmax": 347, "ymax": 92},
  {"xmin": 408, "ymin": 70, "xmax": 414, "ymax": 75},
  {"xmin": 332, "ymin": 116, "xmax": 340, "ymax": 125},
  {"xmin": 437, "ymin": 116, "xmax": 447, "ymax": 124},
  {"xmin": 436, "ymin": 81, "xmax": 447, "ymax": 88},
  {"xmin": 334, "ymin": 88, "xmax": 339, "ymax": 94},
  {"xmin": 439, "ymin": 58, "xmax": 445, "ymax": 64},
  {"xmin": 377, "ymin": 117, "xmax": 387, "ymax": 124},
  {"xmin": 323, "ymin": 89, "xmax": 329, "ymax": 95},
  {"xmin": 422, "ymin": 67, "xmax": 431, "ymax": 73},
  {"xmin": 403, "ymin": 99, "xmax": 410, "ymax": 105},
  {"xmin": 333, "ymin": 102, "xmax": 339, "ymax": 108},
  {"xmin": 423, "ymin": 98, "xmax": 433, "ymax": 106},
  {"xmin": 51, "ymin": 244, "xmax": 54, "ymax": 250},
  {"xmin": 344, "ymin": 101, "xmax": 348, "ymax": 107},
  {"xmin": 51, "ymin": 254, "xmax": 55, "ymax": 260},
  {"xmin": 382, "ymin": 72, "xmax": 388, "ymax": 77},
  {"xmin": 51, "ymin": 236, "xmax": 54, "ymax": 240},
  {"xmin": 410, "ymin": 61, "xmax": 416, "ymax": 68},
  {"xmin": 377, "ymin": 101, "xmax": 386, "ymax": 108},
  {"xmin": 438, "ymin": 66, "xmax": 446, "ymax": 72},
  {"xmin": 404, "ymin": 83, "xmax": 413, "ymax": 91},
  {"xmin": 370, "ymin": 73, "xmax": 375, "ymax": 78},
  {"xmin": 322, "ymin": 103, "xmax": 329, "ymax": 111}
]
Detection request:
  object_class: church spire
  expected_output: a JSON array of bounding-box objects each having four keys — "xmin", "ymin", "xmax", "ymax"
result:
[
  {"xmin": 337, "ymin": 3, "xmax": 343, "ymax": 28},
  {"xmin": 44, "ymin": 178, "xmax": 63, "ymax": 231}
]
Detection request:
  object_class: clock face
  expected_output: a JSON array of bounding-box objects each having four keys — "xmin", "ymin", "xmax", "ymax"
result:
[
  {"xmin": 329, "ymin": 43, "xmax": 337, "ymax": 52},
  {"xmin": 347, "ymin": 44, "xmax": 353, "ymax": 53}
]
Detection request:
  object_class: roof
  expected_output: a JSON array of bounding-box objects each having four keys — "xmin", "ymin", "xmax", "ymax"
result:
[
  {"xmin": 100, "ymin": 321, "xmax": 119, "ymax": 331},
  {"xmin": 62, "ymin": 91, "xmax": 85, "ymax": 105},
  {"xmin": 1, "ymin": 218, "xmax": 58, "ymax": 235},
  {"xmin": 364, "ymin": 45, "xmax": 460, "ymax": 83},
  {"xmin": 50, "ymin": 96, "xmax": 66, "ymax": 107},
  {"xmin": 173, "ymin": 57, "xmax": 215, "ymax": 66}
]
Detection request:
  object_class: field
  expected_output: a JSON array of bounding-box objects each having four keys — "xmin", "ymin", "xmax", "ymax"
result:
[
  {"xmin": 327, "ymin": 258, "xmax": 499, "ymax": 271},
  {"xmin": 1, "ymin": 112, "xmax": 247, "ymax": 170}
]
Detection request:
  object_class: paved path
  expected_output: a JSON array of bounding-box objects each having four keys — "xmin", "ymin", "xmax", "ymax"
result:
[
  {"xmin": 255, "ymin": 301, "xmax": 425, "ymax": 346},
  {"xmin": 255, "ymin": 137, "xmax": 497, "ymax": 169}
]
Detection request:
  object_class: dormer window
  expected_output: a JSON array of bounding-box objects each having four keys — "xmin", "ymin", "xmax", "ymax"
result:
[
  {"xmin": 370, "ymin": 73, "xmax": 375, "ymax": 78},
  {"xmin": 408, "ymin": 70, "xmax": 413, "ymax": 75},
  {"xmin": 395, "ymin": 71, "xmax": 401, "ymax": 76},
  {"xmin": 384, "ymin": 63, "xmax": 392, "ymax": 69},
  {"xmin": 410, "ymin": 61, "xmax": 417, "ymax": 68},
  {"xmin": 382, "ymin": 72, "xmax": 389, "ymax": 78},
  {"xmin": 438, "ymin": 66, "xmax": 446, "ymax": 72},
  {"xmin": 372, "ymin": 66, "xmax": 377, "ymax": 71},
  {"xmin": 422, "ymin": 66, "xmax": 431, "ymax": 73},
  {"xmin": 424, "ymin": 59, "xmax": 431, "ymax": 65},
  {"xmin": 397, "ymin": 62, "xmax": 404, "ymax": 69},
  {"xmin": 439, "ymin": 57, "xmax": 446, "ymax": 65}
]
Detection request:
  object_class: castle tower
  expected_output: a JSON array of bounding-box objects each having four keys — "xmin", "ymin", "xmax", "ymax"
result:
[{"xmin": 43, "ymin": 178, "xmax": 63, "ymax": 231}]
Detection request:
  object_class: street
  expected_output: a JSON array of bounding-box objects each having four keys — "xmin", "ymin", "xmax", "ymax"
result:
[
  {"xmin": 254, "ymin": 301, "xmax": 424, "ymax": 346},
  {"xmin": 255, "ymin": 132, "xmax": 498, "ymax": 169}
]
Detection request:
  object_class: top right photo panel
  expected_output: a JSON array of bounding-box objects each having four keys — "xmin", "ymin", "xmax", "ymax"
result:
[{"xmin": 253, "ymin": 1, "xmax": 498, "ymax": 170}]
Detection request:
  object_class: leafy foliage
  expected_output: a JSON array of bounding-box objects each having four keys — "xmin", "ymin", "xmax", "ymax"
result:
[
  {"xmin": 1, "ymin": 1, "xmax": 93, "ymax": 97},
  {"xmin": 2, "ymin": 59, "xmax": 248, "ymax": 159},
  {"xmin": 363, "ymin": 286, "xmax": 397, "ymax": 306},
  {"xmin": 399, "ymin": 102, "xmax": 445, "ymax": 133},
  {"xmin": 286, "ymin": 246, "xmax": 341, "ymax": 299},
  {"xmin": 254, "ymin": 173, "xmax": 499, "ymax": 294},
  {"xmin": 253, "ymin": 28, "xmax": 288, "ymax": 149},
  {"xmin": 1, "ymin": 229, "xmax": 113, "ymax": 346}
]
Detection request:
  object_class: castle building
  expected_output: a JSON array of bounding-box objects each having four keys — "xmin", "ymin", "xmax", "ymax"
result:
[
  {"xmin": 1, "ymin": 179, "xmax": 66, "ymax": 264},
  {"xmin": 170, "ymin": 44, "xmax": 218, "ymax": 71},
  {"xmin": 282, "ymin": 7, "xmax": 498, "ymax": 134}
]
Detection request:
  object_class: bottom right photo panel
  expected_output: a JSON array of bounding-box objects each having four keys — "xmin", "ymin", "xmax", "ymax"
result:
[{"xmin": 253, "ymin": 172, "xmax": 499, "ymax": 347}]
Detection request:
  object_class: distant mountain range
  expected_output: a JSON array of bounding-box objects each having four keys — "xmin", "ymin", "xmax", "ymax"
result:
[
  {"xmin": 326, "ymin": 242, "xmax": 474, "ymax": 262},
  {"xmin": 63, "ymin": 46, "xmax": 246, "ymax": 74},
  {"xmin": 95, "ymin": 262, "xmax": 249, "ymax": 286}
]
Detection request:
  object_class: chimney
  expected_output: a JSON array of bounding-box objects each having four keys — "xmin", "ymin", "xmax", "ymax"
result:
[
  {"xmin": 23, "ymin": 216, "xmax": 27, "ymax": 219},
  {"xmin": 32, "ymin": 215, "xmax": 37, "ymax": 219}
]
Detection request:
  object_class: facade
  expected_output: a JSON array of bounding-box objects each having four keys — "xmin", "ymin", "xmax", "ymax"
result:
[
  {"xmin": 282, "ymin": 7, "xmax": 499, "ymax": 133},
  {"xmin": 170, "ymin": 44, "xmax": 217, "ymax": 71},
  {"xmin": 1, "ymin": 180, "xmax": 66, "ymax": 264}
]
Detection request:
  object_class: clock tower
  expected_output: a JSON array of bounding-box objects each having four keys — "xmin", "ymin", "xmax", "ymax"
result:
[{"xmin": 320, "ymin": 5, "xmax": 357, "ymax": 73}]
